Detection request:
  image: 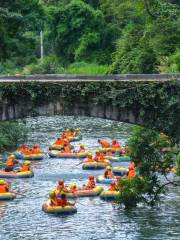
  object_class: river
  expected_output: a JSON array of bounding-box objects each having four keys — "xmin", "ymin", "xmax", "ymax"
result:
[{"xmin": 0, "ymin": 116, "xmax": 179, "ymax": 240}]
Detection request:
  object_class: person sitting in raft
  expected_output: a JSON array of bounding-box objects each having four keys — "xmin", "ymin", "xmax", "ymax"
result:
[
  {"xmin": 49, "ymin": 191, "xmax": 60, "ymax": 206},
  {"xmin": 69, "ymin": 184, "xmax": 77, "ymax": 193},
  {"xmin": 111, "ymin": 139, "xmax": 121, "ymax": 151},
  {"xmin": 20, "ymin": 161, "xmax": 31, "ymax": 172},
  {"xmin": 58, "ymin": 194, "xmax": 75, "ymax": 207},
  {"xmin": 28, "ymin": 148, "xmax": 34, "ymax": 155},
  {"xmin": 32, "ymin": 144, "xmax": 42, "ymax": 154},
  {"xmin": 64, "ymin": 128, "xmax": 72, "ymax": 139},
  {"xmin": 127, "ymin": 162, "xmax": 136, "ymax": 178},
  {"xmin": 77, "ymin": 144, "xmax": 86, "ymax": 153},
  {"xmin": 55, "ymin": 180, "xmax": 69, "ymax": 195},
  {"xmin": 62, "ymin": 144, "xmax": 72, "ymax": 153},
  {"xmin": 0, "ymin": 180, "xmax": 9, "ymax": 193},
  {"xmin": 106, "ymin": 149, "xmax": 113, "ymax": 156},
  {"xmin": 94, "ymin": 150, "xmax": 106, "ymax": 162},
  {"xmin": 85, "ymin": 152, "xmax": 95, "ymax": 162},
  {"xmin": 104, "ymin": 166, "xmax": 114, "ymax": 179},
  {"xmin": 72, "ymin": 128, "xmax": 79, "ymax": 137},
  {"xmin": 54, "ymin": 138, "xmax": 64, "ymax": 146},
  {"xmin": 4, "ymin": 155, "xmax": 16, "ymax": 172},
  {"xmin": 86, "ymin": 176, "xmax": 96, "ymax": 190},
  {"xmin": 93, "ymin": 150, "xmax": 100, "ymax": 162},
  {"xmin": 108, "ymin": 182, "xmax": 118, "ymax": 191},
  {"xmin": 20, "ymin": 144, "xmax": 29, "ymax": 155},
  {"xmin": 99, "ymin": 151, "xmax": 106, "ymax": 162},
  {"xmin": 98, "ymin": 139, "xmax": 110, "ymax": 149}
]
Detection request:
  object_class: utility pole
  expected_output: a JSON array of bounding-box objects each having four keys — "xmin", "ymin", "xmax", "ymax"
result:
[{"xmin": 40, "ymin": 30, "xmax": 44, "ymax": 61}]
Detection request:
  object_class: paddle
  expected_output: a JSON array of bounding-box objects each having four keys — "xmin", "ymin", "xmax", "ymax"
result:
[
  {"xmin": 69, "ymin": 160, "xmax": 84, "ymax": 172},
  {"xmin": 11, "ymin": 191, "xmax": 26, "ymax": 197}
]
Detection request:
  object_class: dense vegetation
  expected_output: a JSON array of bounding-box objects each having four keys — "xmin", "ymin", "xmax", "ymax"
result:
[
  {"xmin": 0, "ymin": 121, "xmax": 27, "ymax": 152},
  {"xmin": 117, "ymin": 126, "xmax": 180, "ymax": 208},
  {"xmin": 0, "ymin": 0, "xmax": 180, "ymax": 74}
]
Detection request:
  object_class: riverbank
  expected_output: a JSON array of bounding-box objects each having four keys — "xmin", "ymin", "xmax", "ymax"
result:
[{"xmin": 0, "ymin": 121, "xmax": 27, "ymax": 153}]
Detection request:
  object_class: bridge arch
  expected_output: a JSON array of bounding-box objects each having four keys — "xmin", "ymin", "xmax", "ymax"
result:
[{"xmin": 0, "ymin": 76, "xmax": 179, "ymax": 140}]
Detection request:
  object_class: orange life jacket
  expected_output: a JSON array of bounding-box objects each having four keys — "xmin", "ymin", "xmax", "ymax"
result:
[
  {"xmin": 127, "ymin": 169, "xmax": 136, "ymax": 178},
  {"xmin": 54, "ymin": 139, "xmax": 64, "ymax": 145},
  {"xmin": 64, "ymin": 132, "xmax": 72, "ymax": 138},
  {"xmin": 86, "ymin": 156, "xmax": 94, "ymax": 162},
  {"xmin": 129, "ymin": 162, "xmax": 136, "ymax": 170},
  {"xmin": 0, "ymin": 184, "xmax": 8, "ymax": 193},
  {"xmin": 111, "ymin": 143, "xmax": 121, "ymax": 150},
  {"xmin": 6, "ymin": 158, "xmax": 15, "ymax": 167},
  {"xmin": 93, "ymin": 154, "xmax": 100, "ymax": 162},
  {"xmin": 21, "ymin": 165, "xmax": 30, "ymax": 172},
  {"xmin": 64, "ymin": 146, "xmax": 71, "ymax": 153},
  {"xmin": 100, "ymin": 140, "xmax": 109, "ymax": 148},
  {"xmin": 109, "ymin": 185, "xmax": 116, "ymax": 191},
  {"xmin": 99, "ymin": 153, "xmax": 105, "ymax": 161},
  {"xmin": 32, "ymin": 148, "xmax": 42, "ymax": 154},
  {"xmin": 21, "ymin": 148, "xmax": 29, "ymax": 155}
]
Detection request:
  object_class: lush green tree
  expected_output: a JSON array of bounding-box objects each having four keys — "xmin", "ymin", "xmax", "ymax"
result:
[
  {"xmin": 110, "ymin": 0, "xmax": 180, "ymax": 73},
  {"xmin": 0, "ymin": 0, "xmax": 44, "ymax": 66},
  {"xmin": 49, "ymin": 0, "xmax": 111, "ymax": 64},
  {"xmin": 116, "ymin": 126, "xmax": 180, "ymax": 208}
]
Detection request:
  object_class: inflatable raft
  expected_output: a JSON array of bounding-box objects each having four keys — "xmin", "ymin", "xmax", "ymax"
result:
[
  {"xmin": 0, "ymin": 192, "xmax": 16, "ymax": 200},
  {"xmin": 0, "ymin": 170, "xmax": 34, "ymax": 178},
  {"xmin": 100, "ymin": 190, "xmax": 119, "ymax": 201},
  {"xmin": 15, "ymin": 152, "xmax": 44, "ymax": 160},
  {"xmin": 82, "ymin": 161, "xmax": 111, "ymax": 170},
  {"xmin": 100, "ymin": 148, "xmax": 121, "ymax": 154},
  {"xmin": 42, "ymin": 202, "xmax": 77, "ymax": 214},
  {"xmin": 49, "ymin": 144, "xmax": 74, "ymax": 151},
  {"xmin": 105, "ymin": 155, "xmax": 130, "ymax": 162},
  {"xmin": 96, "ymin": 175, "xmax": 116, "ymax": 184},
  {"xmin": 112, "ymin": 167, "xmax": 128, "ymax": 176},
  {"xmin": 60, "ymin": 186, "xmax": 104, "ymax": 198},
  {"xmin": 48, "ymin": 150, "xmax": 88, "ymax": 158}
]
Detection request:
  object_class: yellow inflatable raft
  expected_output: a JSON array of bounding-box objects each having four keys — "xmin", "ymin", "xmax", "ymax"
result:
[
  {"xmin": 49, "ymin": 144, "xmax": 74, "ymax": 151},
  {"xmin": 112, "ymin": 167, "xmax": 128, "ymax": 176},
  {"xmin": 42, "ymin": 202, "xmax": 77, "ymax": 214},
  {"xmin": 49, "ymin": 150, "xmax": 89, "ymax": 158},
  {"xmin": 0, "ymin": 192, "xmax": 16, "ymax": 200},
  {"xmin": 15, "ymin": 152, "xmax": 44, "ymax": 160},
  {"xmin": 82, "ymin": 161, "xmax": 111, "ymax": 170},
  {"xmin": 59, "ymin": 186, "xmax": 104, "ymax": 198},
  {"xmin": 100, "ymin": 190, "xmax": 119, "ymax": 201},
  {"xmin": 0, "ymin": 170, "xmax": 34, "ymax": 178}
]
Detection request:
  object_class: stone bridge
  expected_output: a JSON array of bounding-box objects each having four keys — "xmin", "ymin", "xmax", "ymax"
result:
[{"xmin": 0, "ymin": 74, "xmax": 179, "ymax": 138}]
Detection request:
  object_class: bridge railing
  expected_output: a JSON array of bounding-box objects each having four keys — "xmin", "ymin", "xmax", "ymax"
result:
[{"xmin": 0, "ymin": 74, "xmax": 179, "ymax": 82}]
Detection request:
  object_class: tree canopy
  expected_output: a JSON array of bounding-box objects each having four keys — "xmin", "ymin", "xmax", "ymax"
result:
[{"xmin": 0, "ymin": 0, "xmax": 180, "ymax": 73}]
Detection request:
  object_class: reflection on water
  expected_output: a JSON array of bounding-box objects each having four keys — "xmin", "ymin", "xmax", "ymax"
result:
[{"xmin": 0, "ymin": 116, "xmax": 179, "ymax": 240}]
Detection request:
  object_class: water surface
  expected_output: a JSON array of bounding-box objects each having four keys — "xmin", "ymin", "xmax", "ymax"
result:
[{"xmin": 0, "ymin": 116, "xmax": 179, "ymax": 240}]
